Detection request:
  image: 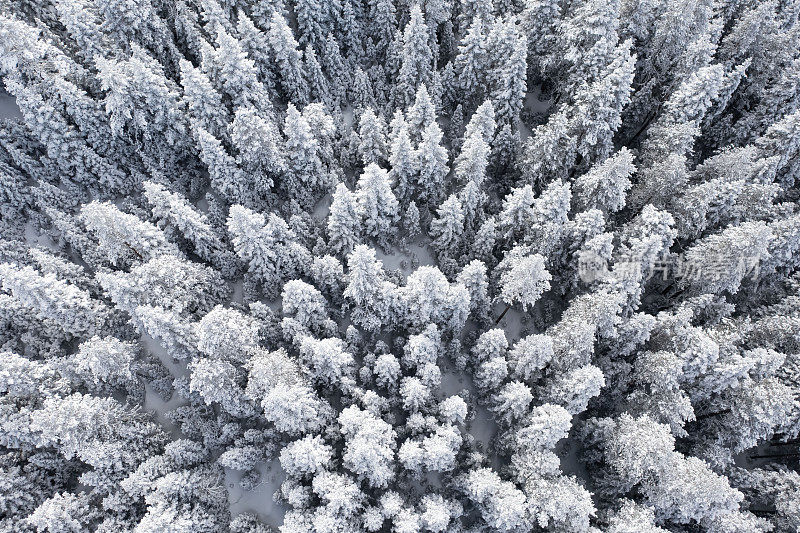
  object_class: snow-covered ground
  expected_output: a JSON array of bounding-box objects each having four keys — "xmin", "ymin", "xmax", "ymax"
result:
[
  {"xmin": 0, "ymin": 88, "xmax": 20, "ymax": 119},
  {"xmin": 227, "ymin": 459, "xmax": 287, "ymax": 529},
  {"xmin": 372, "ymin": 237, "xmax": 437, "ymax": 280}
]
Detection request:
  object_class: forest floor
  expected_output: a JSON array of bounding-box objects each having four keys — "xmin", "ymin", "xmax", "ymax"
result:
[{"xmin": 0, "ymin": 87, "xmax": 20, "ymax": 119}]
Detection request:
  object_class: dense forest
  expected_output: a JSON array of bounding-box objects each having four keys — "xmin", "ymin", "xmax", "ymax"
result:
[{"xmin": 1, "ymin": 0, "xmax": 800, "ymax": 531}]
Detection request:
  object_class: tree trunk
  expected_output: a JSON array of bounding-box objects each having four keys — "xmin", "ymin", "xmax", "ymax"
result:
[
  {"xmin": 495, "ymin": 304, "xmax": 511, "ymax": 325},
  {"xmin": 749, "ymin": 452, "xmax": 800, "ymax": 460},
  {"xmin": 694, "ymin": 408, "xmax": 731, "ymax": 421}
]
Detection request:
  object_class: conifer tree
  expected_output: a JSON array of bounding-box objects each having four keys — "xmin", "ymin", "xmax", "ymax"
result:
[
  {"xmin": 454, "ymin": 127, "xmax": 490, "ymax": 186},
  {"xmin": 520, "ymin": 0, "xmax": 562, "ymax": 78},
  {"xmin": 397, "ymin": 5, "xmax": 435, "ymax": 108},
  {"xmin": 304, "ymin": 47, "xmax": 331, "ymax": 106},
  {"xmin": 235, "ymin": 10, "xmax": 277, "ymax": 90},
  {"xmin": 227, "ymin": 205, "xmax": 311, "ymax": 295},
  {"xmin": 464, "ymin": 99, "xmax": 497, "ymax": 143},
  {"xmin": 337, "ymin": 0, "xmax": 365, "ymax": 59},
  {"xmin": 30, "ymin": 391, "xmax": 167, "ymax": 476},
  {"xmin": 97, "ymin": 254, "xmax": 228, "ymax": 320},
  {"xmin": 0, "ymin": 263, "xmax": 110, "ymax": 338},
  {"xmin": 268, "ymin": 12, "xmax": 309, "ymax": 105},
  {"xmin": 520, "ymin": 110, "xmax": 577, "ymax": 187},
  {"xmin": 344, "ymin": 244, "xmax": 395, "ymax": 331},
  {"xmin": 321, "ymin": 34, "xmax": 350, "ymax": 104},
  {"xmin": 190, "ymin": 357, "xmax": 254, "ymax": 417},
  {"xmin": 80, "ymin": 201, "xmax": 179, "ymax": 267},
  {"xmin": 195, "ymin": 126, "xmax": 254, "ymax": 205},
  {"xmin": 555, "ymin": 0, "xmax": 623, "ymax": 96},
  {"xmin": 404, "ymin": 201, "xmax": 422, "ymax": 239},
  {"xmin": 356, "ymin": 163, "xmax": 401, "ymax": 247},
  {"xmin": 572, "ymin": 40, "xmax": 636, "ymax": 166},
  {"xmin": 328, "ymin": 183, "xmax": 363, "ymax": 255},
  {"xmin": 459, "ymin": 468, "xmax": 528, "ymax": 531},
  {"xmin": 368, "ymin": 0, "xmax": 399, "ymax": 60},
  {"xmin": 458, "ymin": 0, "xmax": 490, "ymax": 27},
  {"xmin": 294, "ymin": 0, "xmax": 331, "ymax": 49},
  {"xmin": 283, "ymin": 103, "xmax": 329, "ymax": 207},
  {"xmin": 204, "ymin": 27, "xmax": 271, "ymax": 112},
  {"xmin": 455, "ymin": 17, "xmax": 489, "ymax": 108},
  {"xmin": 457, "ymin": 259, "xmax": 490, "ymax": 319},
  {"xmin": 400, "ymin": 266, "xmax": 470, "ymax": 332},
  {"xmin": 497, "ymin": 246, "xmax": 552, "ymax": 314},
  {"xmin": 339, "ymin": 406, "xmax": 397, "ymax": 488},
  {"xmin": 486, "ymin": 17, "xmax": 528, "ymax": 124},
  {"xmin": 94, "ymin": 0, "xmax": 177, "ymax": 66},
  {"xmin": 53, "ymin": 0, "xmax": 110, "ymax": 64},
  {"xmin": 350, "ymin": 67, "xmax": 378, "ymax": 110},
  {"xmin": 407, "ymin": 84, "xmax": 437, "ymax": 141},
  {"xmin": 449, "ymin": 103, "xmax": 465, "ymax": 152},
  {"xmin": 358, "ymin": 108, "xmax": 389, "ymax": 165},
  {"xmin": 388, "ymin": 111, "xmax": 419, "ymax": 205},
  {"xmin": 229, "ymin": 105, "xmax": 285, "ymax": 196},
  {"xmin": 95, "ymin": 45, "xmax": 189, "ymax": 168},
  {"xmin": 196, "ymin": 304, "xmax": 259, "ymax": 362},
  {"xmin": 430, "ymin": 194, "xmax": 465, "ymax": 256},
  {"xmin": 179, "ymin": 59, "xmax": 229, "ymax": 141},
  {"xmin": 416, "ymin": 121, "xmax": 450, "ymax": 206},
  {"xmin": 573, "ymin": 147, "xmax": 635, "ymax": 214}
]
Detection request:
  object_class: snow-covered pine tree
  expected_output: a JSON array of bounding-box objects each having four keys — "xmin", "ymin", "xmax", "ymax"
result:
[
  {"xmin": 416, "ymin": 121, "xmax": 450, "ymax": 206},
  {"xmin": 227, "ymin": 205, "xmax": 311, "ymax": 296},
  {"xmin": 328, "ymin": 182, "xmax": 363, "ymax": 255},
  {"xmin": 396, "ymin": 5, "xmax": 435, "ymax": 108},
  {"xmin": 268, "ymin": 12, "xmax": 309, "ymax": 105},
  {"xmin": 356, "ymin": 163, "xmax": 400, "ymax": 249},
  {"xmin": 283, "ymin": 103, "xmax": 330, "ymax": 208}
]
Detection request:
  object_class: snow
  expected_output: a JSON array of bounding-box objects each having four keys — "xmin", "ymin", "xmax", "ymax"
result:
[
  {"xmin": 0, "ymin": 88, "xmax": 20, "ymax": 120},
  {"xmin": 438, "ymin": 346, "xmax": 499, "ymax": 458},
  {"xmin": 312, "ymin": 192, "xmax": 332, "ymax": 221},
  {"xmin": 372, "ymin": 237, "xmax": 436, "ymax": 280},
  {"xmin": 227, "ymin": 459, "xmax": 287, "ymax": 528},
  {"xmin": 341, "ymin": 106, "xmax": 354, "ymax": 129},
  {"xmin": 140, "ymin": 332, "xmax": 189, "ymax": 438},
  {"xmin": 4, "ymin": 3, "xmax": 799, "ymax": 531},
  {"xmin": 143, "ymin": 381, "xmax": 186, "ymax": 439},
  {"xmin": 525, "ymin": 86, "xmax": 553, "ymax": 115},
  {"xmin": 491, "ymin": 301, "xmax": 529, "ymax": 344},
  {"xmin": 519, "ymin": 86, "xmax": 553, "ymax": 142},
  {"xmin": 24, "ymin": 222, "xmax": 61, "ymax": 252},
  {"xmin": 230, "ymin": 280, "xmax": 244, "ymax": 305}
]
